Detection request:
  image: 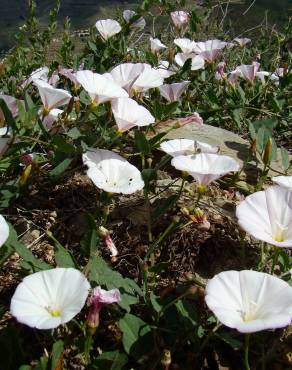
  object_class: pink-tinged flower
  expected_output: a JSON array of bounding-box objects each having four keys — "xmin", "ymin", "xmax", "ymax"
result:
[
  {"xmin": 0, "ymin": 94, "xmax": 20, "ymax": 122},
  {"xmin": 171, "ymin": 153, "xmax": 240, "ymax": 186},
  {"xmin": 236, "ymin": 185, "xmax": 292, "ymax": 248},
  {"xmin": 59, "ymin": 68, "xmax": 80, "ymax": 88},
  {"xmin": 206, "ymin": 270, "xmax": 292, "ymax": 333},
  {"xmin": 228, "ymin": 71, "xmax": 238, "ymax": 86},
  {"xmin": 95, "ymin": 19, "xmax": 121, "ymax": 40},
  {"xmin": 111, "ymin": 97, "xmax": 154, "ymax": 132},
  {"xmin": 98, "ymin": 226, "xmax": 118, "ymax": 257},
  {"xmin": 193, "ymin": 40, "xmax": 229, "ymax": 63},
  {"xmin": 233, "ymin": 37, "xmax": 251, "ymax": 47},
  {"xmin": 34, "ymin": 80, "xmax": 72, "ymax": 112},
  {"xmin": 159, "ymin": 81, "xmax": 190, "ymax": 102},
  {"xmin": 150, "ymin": 37, "xmax": 167, "ymax": 54},
  {"xmin": 76, "ymin": 70, "xmax": 128, "ymax": 105},
  {"xmin": 178, "ymin": 112, "xmax": 204, "ymax": 127},
  {"xmin": 123, "ymin": 10, "xmax": 146, "ymax": 29},
  {"xmin": 171, "ymin": 11, "xmax": 190, "ymax": 30},
  {"xmin": 42, "ymin": 108, "xmax": 64, "ymax": 131},
  {"xmin": 234, "ymin": 62, "xmax": 260, "ymax": 82},
  {"xmin": 215, "ymin": 62, "xmax": 226, "ymax": 80},
  {"xmin": 87, "ymin": 287, "xmax": 121, "ymax": 331}
]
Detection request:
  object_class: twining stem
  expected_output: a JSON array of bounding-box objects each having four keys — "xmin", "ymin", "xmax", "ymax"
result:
[{"xmin": 244, "ymin": 334, "xmax": 251, "ymax": 370}]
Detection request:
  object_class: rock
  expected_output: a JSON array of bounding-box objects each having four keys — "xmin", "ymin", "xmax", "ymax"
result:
[{"xmin": 158, "ymin": 122, "xmax": 291, "ymax": 184}]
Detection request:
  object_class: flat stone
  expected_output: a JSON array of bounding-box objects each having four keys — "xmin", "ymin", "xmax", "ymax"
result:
[{"xmin": 158, "ymin": 121, "xmax": 291, "ymax": 184}]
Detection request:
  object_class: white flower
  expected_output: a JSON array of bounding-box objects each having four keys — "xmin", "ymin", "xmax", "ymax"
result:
[
  {"xmin": 174, "ymin": 38, "xmax": 196, "ymax": 53},
  {"xmin": 205, "ymin": 270, "xmax": 292, "ymax": 333},
  {"xmin": 154, "ymin": 60, "xmax": 176, "ymax": 78},
  {"xmin": 233, "ymin": 62, "xmax": 260, "ymax": 82},
  {"xmin": 171, "ymin": 153, "xmax": 240, "ymax": 186},
  {"xmin": 111, "ymin": 97, "xmax": 155, "ymax": 132},
  {"xmin": 160, "ymin": 139, "xmax": 218, "ymax": 157},
  {"xmin": 83, "ymin": 149, "xmax": 144, "ymax": 194},
  {"xmin": 150, "ymin": 37, "xmax": 167, "ymax": 53},
  {"xmin": 10, "ymin": 268, "xmax": 90, "ymax": 329},
  {"xmin": 95, "ymin": 19, "xmax": 121, "ymax": 40},
  {"xmin": 236, "ymin": 185, "xmax": 292, "ymax": 248},
  {"xmin": 272, "ymin": 176, "xmax": 292, "ymax": 189},
  {"xmin": 34, "ymin": 80, "xmax": 72, "ymax": 112},
  {"xmin": 233, "ymin": 37, "xmax": 251, "ymax": 47},
  {"xmin": 123, "ymin": 10, "xmax": 146, "ymax": 29},
  {"xmin": 43, "ymin": 108, "xmax": 63, "ymax": 130},
  {"xmin": 174, "ymin": 53, "xmax": 205, "ymax": 71},
  {"xmin": 159, "ymin": 81, "xmax": 190, "ymax": 102},
  {"xmin": 22, "ymin": 66, "xmax": 49, "ymax": 88},
  {"xmin": 108, "ymin": 63, "xmax": 163, "ymax": 95},
  {"xmin": 171, "ymin": 11, "xmax": 190, "ymax": 29},
  {"xmin": 0, "ymin": 214, "xmax": 9, "ymax": 247},
  {"xmin": 76, "ymin": 70, "xmax": 128, "ymax": 105}
]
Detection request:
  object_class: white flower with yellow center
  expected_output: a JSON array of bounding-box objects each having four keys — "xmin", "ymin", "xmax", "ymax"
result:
[
  {"xmin": 205, "ymin": 270, "xmax": 292, "ymax": 333},
  {"xmin": 10, "ymin": 268, "xmax": 90, "ymax": 329},
  {"xmin": 236, "ymin": 185, "xmax": 292, "ymax": 248}
]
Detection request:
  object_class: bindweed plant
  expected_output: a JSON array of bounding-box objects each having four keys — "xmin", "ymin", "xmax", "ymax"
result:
[{"xmin": 0, "ymin": 0, "xmax": 291, "ymax": 369}]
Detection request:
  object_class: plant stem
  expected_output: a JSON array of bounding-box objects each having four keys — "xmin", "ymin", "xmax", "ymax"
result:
[{"xmin": 244, "ymin": 334, "xmax": 251, "ymax": 370}]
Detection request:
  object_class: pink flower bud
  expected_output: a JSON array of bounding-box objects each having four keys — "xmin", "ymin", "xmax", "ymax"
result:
[
  {"xmin": 87, "ymin": 287, "xmax": 121, "ymax": 331},
  {"xmin": 178, "ymin": 112, "xmax": 203, "ymax": 127},
  {"xmin": 98, "ymin": 226, "xmax": 118, "ymax": 257}
]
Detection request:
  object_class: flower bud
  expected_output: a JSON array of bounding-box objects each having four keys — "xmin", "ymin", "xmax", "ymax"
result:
[{"xmin": 263, "ymin": 138, "xmax": 273, "ymax": 166}]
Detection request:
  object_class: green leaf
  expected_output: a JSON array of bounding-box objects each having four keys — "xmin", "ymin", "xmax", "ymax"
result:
[
  {"xmin": 119, "ymin": 313, "xmax": 153, "ymax": 360},
  {"xmin": 49, "ymin": 158, "xmax": 73, "ymax": 177},
  {"xmin": 216, "ymin": 332, "xmax": 242, "ymax": 350},
  {"xmin": 92, "ymin": 351, "xmax": 128, "ymax": 370},
  {"xmin": 152, "ymin": 195, "xmax": 178, "ymax": 223},
  {"xmin": 54, "ymin": 241, "xmax": 75, "ymax": 268},
  {"xmin": 51, "ymin": 340, "xmax": 64, "ymax": 370},
  {"xmin": 134, "ymin": 130, "xmax": 150, "ymax": 155},
  {"xmin": 88, "ymin": 255, "xmax": 141, "ymax": 311},
  {"xmin": 141, "ymin": 169, "xmax": 157, "ymax": 189},
  {"xmin": 52, "ymin": 136, "xmax": 75, "ymax": 154},
  {"xmin": 0, "ymin": 99, "xmax": 18, "ymax": 132}
]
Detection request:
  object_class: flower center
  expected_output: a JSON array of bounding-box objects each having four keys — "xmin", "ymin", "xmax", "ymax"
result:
[
  {"xmin": 240, "ymin": 301, "xmax": 258, "ymax": 322},
  {"xmin": 272, "ymin": 222, "xmax": 288, "ymax": 243},
  {"xmin": 46, "ymin": 306, "xmax": 62, "ymax": 317}
]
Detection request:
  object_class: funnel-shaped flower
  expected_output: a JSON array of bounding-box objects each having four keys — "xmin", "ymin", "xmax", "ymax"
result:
[
  {"xmin": 111, "ymin": 97, "xmax": 155, "ymax": 132},
  {"xmin": 150, "ymin": 37, "xmax": 167, "ymax": 53},
  {"xmin": 123, "ymin": 10, "xmax": 146, "ymax": 29},
  {"xmin": 234, "ymin": 62, "xmax": 260, "ymax": 82},
  {"xmin": 22, "ymin": 66, "xmax": 49, "ymax": 88},
  {"xmin": 95, "ymin": 19, "xmax": 121, "ymax": 40},
  {"xmin": 171, "ymin": 153, "xmax": 240, "ymax": 186},
  {"xmin": 236, "ymin": 186, "xmax": 292, "ymax": 248},
  {"xmin": 10, "ymin": 268, "xmax": 90, "ymax": 329},
  {"xmin": 0, "ymin": 214, "xmax": 9, "ymax": 247},
  {"xmin": 272, "ymin": 176, "xmax": 292, "ymax": 189},
  {"xmin": 87, "ymin": 287, "xmax": 120, "ymax": 331},
  {"xmin": 205, "ymin": 270, "xmax": 292, "ymax": 333},
  {"xmin": 174, "ymin": 38, "xmax": 196, "ymax": 53},
  {"xmin": 174, "ymin": 53, "xmax": 205, "ymax": 71},
  {"xmin": 171, "ymin": 11, "xmax": 190, "ymax": 29},
  {"xmin": 34, "ymin": 80, "xmax": 72, "ymax": 112},
  {"xmin": 193, "ymin": 40, "xmax": 228, "ymax": 62},
  {"xmin": 108, "ymin": 63, "xmax": 163, "ymax": 95},
  {"xmin": 76, "ymin": 70, "xmax": 128, "ymax": 105},
  {"xmin": 234, "ymin": 37, "xmax": 251, "ymax": 47},
  {"xmin": 0, "ymin": 94, "xmax": 20, "ymax": 123},
  {"xmin": 159, "ymin": 81, "xmax": 190, "ymax": 102},
  {"xmin": 160, "ymin": 139, "xmax": 218, "ymax": 157},
  {"xmin": 83, "ymin": 149, "xmax": 144, "ymax": 194},
  {"xmin": 154, "ymin": 60, "xmax": 176, "ymax": 78}
]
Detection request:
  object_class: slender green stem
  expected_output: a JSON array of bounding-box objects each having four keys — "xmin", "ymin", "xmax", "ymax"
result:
[{"xmin": 244, "ymin": 334, "xmax": 251, "ymax": 370}]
